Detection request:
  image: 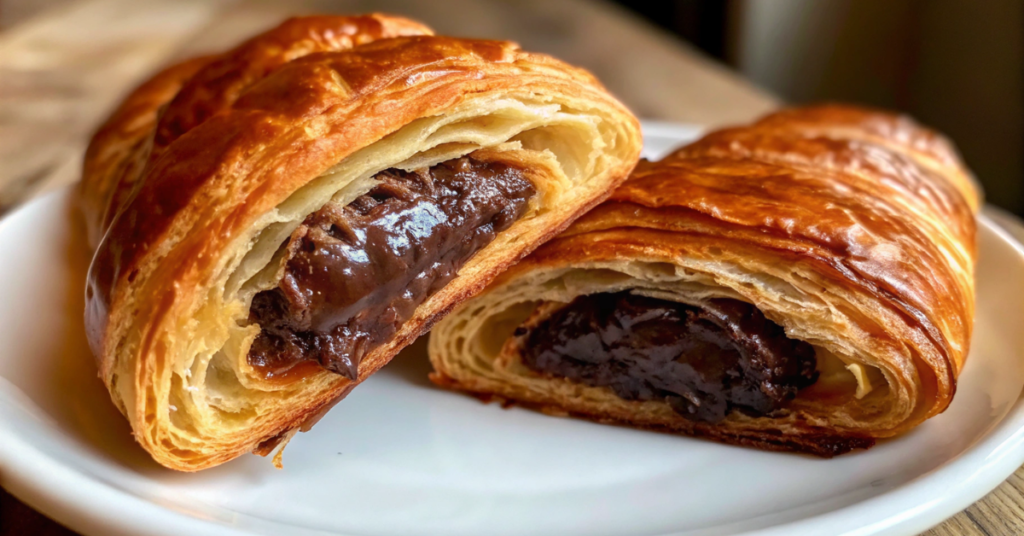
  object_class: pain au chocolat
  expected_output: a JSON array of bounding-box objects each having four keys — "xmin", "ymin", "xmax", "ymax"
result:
[
  {"xmin": 429, "ymin": 105, "xmax": 979, "ymax": 456},
  {"xmin": 79, "ymin": 14, "xmax": 642, "ymax": 471}
]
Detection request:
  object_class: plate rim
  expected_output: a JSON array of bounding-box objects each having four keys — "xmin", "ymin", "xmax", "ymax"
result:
[{"xmin": 2, "ymin": 121, "xmax": 1023, "ymax": 536}]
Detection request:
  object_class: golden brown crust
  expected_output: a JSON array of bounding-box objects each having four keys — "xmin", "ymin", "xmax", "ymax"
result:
[
  {"xmin": 151, "ymin": 14, "xmax": 433, "ymax": 158},
  {"xmin": 79, "ymin": 56, "xmax": 214, "ymax": 247},
  {"xmin": 79, "ymin": 15, "xmax": 432, "ymax": 249},
  {"xmin": 751, "ymin": 103, "xmax": 980, "ymax": 211},
  {"xmin": 80, "ymin": 15, "xmax": 642, "ymax": 470},
  {"xmin": 429, "ymin": 104, "xmax": 977, "ymax": 456}
]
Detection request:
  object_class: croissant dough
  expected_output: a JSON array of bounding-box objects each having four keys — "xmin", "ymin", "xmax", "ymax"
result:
[
  {"xmin": 428, "ymin": 105, "xmax": 978, "ymax": 456},
  {"xmin": 80, "ymin": 15, "xmax": 642, "ymax": 470}
]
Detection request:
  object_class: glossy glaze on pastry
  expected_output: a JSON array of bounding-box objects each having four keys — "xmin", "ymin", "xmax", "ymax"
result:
[
  {"xmin": 79, "ymin": 15, "xmax": 642, "ymax": 471},
  {"xmin": 429, "ymin": 104, "xmax": 978, "ymax": 456}
]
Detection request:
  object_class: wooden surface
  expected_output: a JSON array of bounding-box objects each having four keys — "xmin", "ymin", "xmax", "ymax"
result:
[{"xmin": 0, "ymin": 0, "xmax": 1016, "ymax": 535}]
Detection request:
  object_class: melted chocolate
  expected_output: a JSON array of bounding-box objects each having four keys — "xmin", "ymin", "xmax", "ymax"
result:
[
  {"xmin": 519, "ymin": 292, "xmax": 818, "ymax": 422},
  {"xmin": 248, "ymin": 157, "xmax": 535, "ymax": 379}
]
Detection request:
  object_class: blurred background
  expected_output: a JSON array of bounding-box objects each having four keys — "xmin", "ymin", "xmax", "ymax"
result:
[
  {"xmin": 615, "ymin": 0, "xmax": 1024, "ymax": 215},
  {"xmin": 1, "ymin": 0, "xmax": 1020, "ymax": 213}
]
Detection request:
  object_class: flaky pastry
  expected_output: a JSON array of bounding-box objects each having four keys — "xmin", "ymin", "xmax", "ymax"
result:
[
  {"xmin": 80, "ymin": 15, "xmax": 641, "ymax": 470},
  {"xmin": 429, "ymin": 105, "xmax": 977, "ymax": 456}
]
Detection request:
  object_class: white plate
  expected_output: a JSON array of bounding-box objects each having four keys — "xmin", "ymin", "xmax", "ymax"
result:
[{"xmin": 2, "ymin": 123, "xmax": 1024, "ymax": 536}]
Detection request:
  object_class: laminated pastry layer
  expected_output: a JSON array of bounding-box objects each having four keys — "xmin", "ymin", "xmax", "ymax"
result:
[
  {"xmin": 428, "ymin": 105, "xmax": 978, "ymax": 457},
  {"xmin": 79, "ymin": 21, "xmax": 644, "ymax": 471},
  {"xmin": 428, "ymin": 255, "xmax": 898, "ymax": 457},
  {"xmin": 248, "ymin": 157, "xmax": 535, "ymax": 380}
]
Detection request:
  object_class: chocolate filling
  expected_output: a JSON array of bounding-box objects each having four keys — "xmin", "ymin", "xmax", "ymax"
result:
[
  {"xmin": 519, "ymin": 292, "xmax": 818, "ymax": 423},
  {"xmin": 248, "ymin": 157, "xmax": 535, "ymax": 380}
]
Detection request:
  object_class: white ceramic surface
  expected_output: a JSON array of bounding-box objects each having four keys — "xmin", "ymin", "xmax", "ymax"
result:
[{"xmin": 2, "ymin": 123, "xmax": 1024, "ymax": 536}]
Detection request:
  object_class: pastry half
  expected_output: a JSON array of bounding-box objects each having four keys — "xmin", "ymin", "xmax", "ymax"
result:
[
  {"xmin": 80, "ymin": 15, "xmax": 642, "ymax": 471},
  {"xmin": 429, "ymin": 105, "xmax": 978, "ymax": 456}
]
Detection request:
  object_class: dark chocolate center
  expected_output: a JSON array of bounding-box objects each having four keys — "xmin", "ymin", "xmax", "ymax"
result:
[
  {"xmin": 248, "ymin": 157, "xmax": 535, "ymax": 380},
  {"xmin": 519, "ymin": 292, "xmax": 818, "ymax": 422}
]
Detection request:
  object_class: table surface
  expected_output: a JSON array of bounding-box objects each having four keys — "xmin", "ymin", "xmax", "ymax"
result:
[{"xmin": 0, "ymin": 0, "xmax": 1018, "ymax": 535}]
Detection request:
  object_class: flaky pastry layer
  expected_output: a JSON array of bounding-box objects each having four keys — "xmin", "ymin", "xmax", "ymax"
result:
[
  {"xmin": 429, "ymin": 105, "xmax": 977, "ymax": 456},
  {"xmin": 80, "ymin": 15, "xmax": 642, "ymax": 470}
]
